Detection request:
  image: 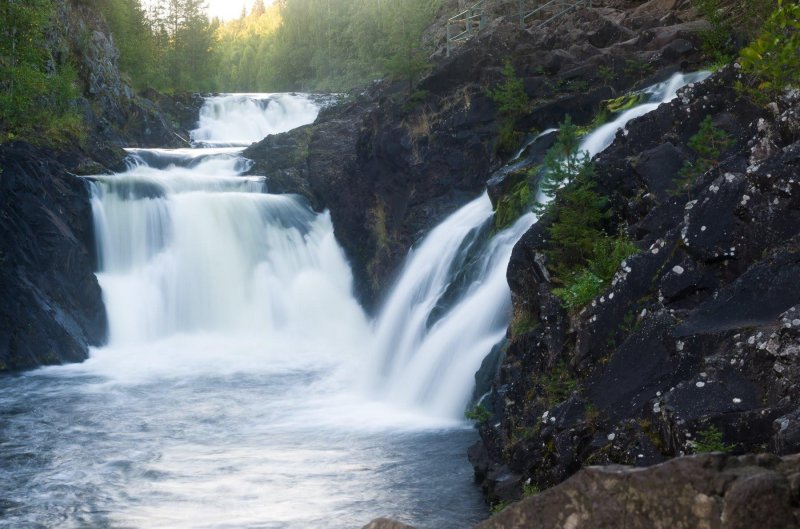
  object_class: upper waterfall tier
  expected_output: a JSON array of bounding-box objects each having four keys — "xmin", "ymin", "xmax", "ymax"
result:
[{"xmin": 190, "ymin": 93, "xmax": 322, "ymax": 147}]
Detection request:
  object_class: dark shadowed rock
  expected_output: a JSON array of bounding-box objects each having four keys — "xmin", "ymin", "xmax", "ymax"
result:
[
  {"xmin": 473, "ymin": 65, "xmax": 800, "ymax": 502},
  {"xmin": 0, "ymin": 143, "xmax": 107, "ymax": 371}
]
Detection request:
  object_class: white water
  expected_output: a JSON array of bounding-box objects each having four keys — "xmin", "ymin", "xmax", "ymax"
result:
[
  {"xmin": 370, "ymin": 197, "xmax": 535, "ymax": 418},
  {"xmin": 0, "ymin": 94, "xmax": 486, "ymax": 529},
  {"xmin": 580, "ymin": 71, "xmax": 710, "ymax": 156},
  {"xmin": 191, "ymin": 93, "xmax": 321, "ymax": 146}
]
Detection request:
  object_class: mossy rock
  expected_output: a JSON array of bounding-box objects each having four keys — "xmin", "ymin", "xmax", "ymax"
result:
[
  {"xmin": 604, "ymin": 92, "xmax": 647, "ymax": 113},
  {"xmin": 494, "ymin": 178, "xmax": 532, "ymax": 231}
]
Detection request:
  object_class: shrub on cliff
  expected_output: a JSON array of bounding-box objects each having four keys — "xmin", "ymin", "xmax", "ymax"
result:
[
  {"xmin": 675, "ymin": 115, "xmax": 735, "ymax": 191},
  {"xmin": 737, "ymin": 0, "xmax": 800, "ymax": 104},
  {"xmin": 489, "ymin": 61, "xmax": 529, "ymax": 154},
  {"xmin": 538, "ymin": 117, "xmax": 638, "ymax": 311}
]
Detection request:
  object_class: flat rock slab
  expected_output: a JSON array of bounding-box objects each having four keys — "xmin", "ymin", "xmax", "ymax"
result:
[{"xmin": 476, "ymin": 454, "xmax": 800, "ymax": 529}]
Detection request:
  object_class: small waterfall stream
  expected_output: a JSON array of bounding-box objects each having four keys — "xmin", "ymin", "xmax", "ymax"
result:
[{"xmin": 369, "ymin": 71, "xmax": 709, "ymax": 419}]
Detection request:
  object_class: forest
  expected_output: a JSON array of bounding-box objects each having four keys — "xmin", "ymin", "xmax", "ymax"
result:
[
  {"xmin": 105, "ymin": 0, "xmax": 442, "ymax": 93},
  {"xmin": 0, "ymin": 0, "xmax": 441, "ymax": 140}
]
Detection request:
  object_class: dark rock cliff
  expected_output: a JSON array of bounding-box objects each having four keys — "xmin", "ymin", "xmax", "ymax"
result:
[
  {"xmin": 470, "ymin": 67, "xmax": 800, "ymax": 504},
  {"xmin": 244, "ymin": 0, "xmax": 706, "ymax": 310},
  {"xmin": 0, "ymin": 143, "xmax": 106, "ymax": 371}
]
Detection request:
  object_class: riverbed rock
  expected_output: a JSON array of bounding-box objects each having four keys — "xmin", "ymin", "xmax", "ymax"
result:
[
  {"xmin": 361, "ymin": 518, "xmax": 415, "ymax": 529},
  {"xmin": 479, "ymin": 453, "xmax": 800, "ymax": 529}
]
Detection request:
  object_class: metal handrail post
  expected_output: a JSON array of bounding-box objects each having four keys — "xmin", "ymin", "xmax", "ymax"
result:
[{"xmin": 446, "ymin": 22, "xmax": 452, "ymax": 57}]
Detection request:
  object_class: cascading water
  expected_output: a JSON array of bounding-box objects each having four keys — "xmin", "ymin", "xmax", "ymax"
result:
[
  {"xmin": 370, "ymin": 71, "xmax": 708, "ymax": 418},
  {"xmin": 0, "ymin": 94, "xmax": 486, "ymax": 529},
  {"xmin": 580, "ymin": 71, "xmax": 710, "ymax": 157},
  {"xmin": 191, "ymin": 93, "xmax": 322, "ymax": 146},
  {"xmin": 369, "ymin": 196, "xmax": 535, "ymax": 418}
]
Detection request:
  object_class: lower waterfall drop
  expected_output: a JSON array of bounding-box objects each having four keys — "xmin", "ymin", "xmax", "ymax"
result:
[{"xmin": 370, "ymin": 71, "xmax": 709, "ymax": 420}]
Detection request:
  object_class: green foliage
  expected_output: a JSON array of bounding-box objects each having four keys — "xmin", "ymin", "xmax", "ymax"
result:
[
  {"xmin": 536, "ymin": 115, "xmax": 594, "ymax": 209},
  {"xmin": 623, "ymin": 58, "xmax": 651, "ymax": 80},
  {"xmin": 523, "ymin": 482, "xmax": 541, "ymax": 496},
  {"xmin": 536, "ymin": 117, "xmax": 639, "ymax": 311},
  {"xmin": 490, "ymin": 61, "xmax": 529, "ymax": 117},
  {"xmin": 693, "ymin": 0, "xmax": 776, "ymax": 64},
  {"xmin": 95, "ymin": 0, "xmax": 217, "ymax": 92},
  {"xmin": 510, "ymin": 308, "xmax": 536, "ymax": 337},
  {"xmin": 540, "ymin": 361, "xmax": 577, "ymax": 405},
  {"xmin": 544, "ymin": 182, "xmax": 607, "ymax": 277},
  {"xmin": 494, "ymin": 179, "xmax": 532, "ymax": 231},
  {"xmin": 588, "ymin": 238, "xmax": 639, "ymax": 283},
  {"xmin": 489, "ymin": 61, "xmax": 529, "ymax": 155},
  {"xmin": 464, "ymin": 403, "xmax": 492, "ymax": 424},
  {"xmin": 676, "ymin": 115, "xmax": 735, "ymax": 190},
  {"xmin": 605, "ymin": 93, "xmax": 647, "ymax": 113},
  {"xmin": 0, "ymin": 0, "xmax": 84, "ymax": 142},
  {"xmin": 694, "ymin": 0, "xmax": 735, "ymax": 63},
  {"xmin": 553, "ymin": 270, "xmax": 604, "ymax": 311},
  {"xmin": 737, "ymin": 0, "xmax": 800, "ymax": 104},
  {"xmin": 584, "ymin": 404, "xmax": 601, "ymax": 427},
  {"xmin": 215, "ymin": 0, "xmax": 441, "ymax": 92},
  {"xmin": 693, "ymin": 425, "xmax": 734, "ymax": 453},
  {"xmin": 597, "ymin": 65, "xmax": 616, "ymax": 86},
  {"xmin": 490, "ymin": 501, "xmax": 509, "ymax": 515},
  {"xmin": 553, "ymin": 238, "xmax": 637, "ymax": 310}
]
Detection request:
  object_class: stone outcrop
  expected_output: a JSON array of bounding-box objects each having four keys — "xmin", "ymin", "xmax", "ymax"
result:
[
  {"xmin": 46, "ymin": 0, "xmax": 195, "ymax": 176},
  {"xmin": 244, "ymin": 0, "xmax": 706, "ymax": 310},
  {"xmin": 0, "ymin": 142, "xmax": 107, "ymax": 371},
  {"xmin": 471, "ymin": 66, "xmax": 800, "ymax": 504},
  {"xmin": 366, "ymin": 453, "xmax": 800, "ymax": 529}
]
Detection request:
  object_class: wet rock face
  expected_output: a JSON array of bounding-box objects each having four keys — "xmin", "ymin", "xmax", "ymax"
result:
[
  {"xmin": 245, "ymin": 1, "xmax": 705, "ymax": 310},
  {"xmin": 473, "ymin": 67, "xmax": 800, "ymax": 503},
  {"xmin": 0, "ymin": 143, "xmax": 107, "ymax": 372}
]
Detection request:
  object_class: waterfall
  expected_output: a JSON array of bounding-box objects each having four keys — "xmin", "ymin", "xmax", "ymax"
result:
[
  {"xmin": 371, "ymin": 71, "xmax": 708, "ymax": 419},
  {"xmin": 190, "ymin": 93, "xmax": 321, "ymax": 147},
  {"xmin": 87, "ymin": 94, "xmax": 370, "ymax": 380},
  {"xmin": 580, "ymin": 71, "xmax": 710, "ymax": 156}
]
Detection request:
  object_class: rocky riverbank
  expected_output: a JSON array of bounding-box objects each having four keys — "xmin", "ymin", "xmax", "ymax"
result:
[
  {"xmin": 468, "ymin": 64, "xmax": 800, "ymax": 505},
  {"xmin": 244, "ymin": 0, "xmax": 800, "ymax": 523},
  {"xmin": 366, "ymin": 453, "xmax": 800, "ymax": 529}
]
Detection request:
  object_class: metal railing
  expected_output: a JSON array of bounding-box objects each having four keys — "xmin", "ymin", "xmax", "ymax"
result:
[
  {"xmin": 446, "ymin": 0, "xmax": 488, "ymax": 57},
  {"xmin": 518, "ymin": 0, "xmax": 589, "ymax": 29}
]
